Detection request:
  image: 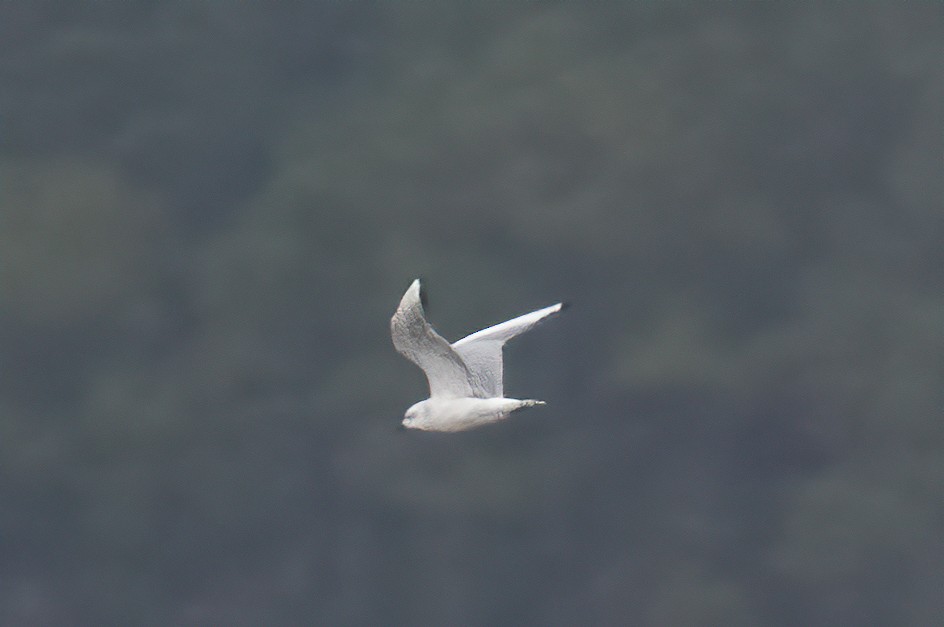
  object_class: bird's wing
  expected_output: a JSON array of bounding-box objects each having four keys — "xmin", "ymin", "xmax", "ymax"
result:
[
  {"xmin": 452, "ymin": 302, "xmax": 565, "ymax": 398},
  {"xmin": 391, "ymin": 279, "xmax": 475, "ymax": 399}
]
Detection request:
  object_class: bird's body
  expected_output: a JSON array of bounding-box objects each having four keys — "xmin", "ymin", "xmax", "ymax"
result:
[
  {"xmin": 391, "ymin": 279, "xmax": 564, "ymax": 432},
  {"xmin": 403, "ymin": 397, "xmax": 545, "ymax": 432}
]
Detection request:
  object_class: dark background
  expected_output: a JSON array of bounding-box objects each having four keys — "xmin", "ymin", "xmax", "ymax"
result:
[{"xmin": 1, "ymin": 4, "xmax": 941, "ymax": 625}]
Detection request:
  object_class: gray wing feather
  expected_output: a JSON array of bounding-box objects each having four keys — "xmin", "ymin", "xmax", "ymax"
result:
[
  {"xmin": 390, "ymin": 280, "xmax": 474, "ymax": 398},
  {"xmin": 452, "ymin": 302, "xmax": 563, "ymax": 398}
]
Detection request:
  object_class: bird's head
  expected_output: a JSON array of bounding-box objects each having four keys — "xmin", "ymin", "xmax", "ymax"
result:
[{"xmin": 401, "ymin": 400, "xmax": 433, "ymax": 431}]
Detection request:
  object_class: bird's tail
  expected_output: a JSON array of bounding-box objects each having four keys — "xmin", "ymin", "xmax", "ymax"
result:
[{"xmin": 513, "ymin": 399, "xmax": 546, "ymax": 411}]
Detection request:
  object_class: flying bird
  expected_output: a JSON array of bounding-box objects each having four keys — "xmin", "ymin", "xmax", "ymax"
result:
[{"xmin": 391, "ymin": 278, "xmax": 565, "ymax": 432}]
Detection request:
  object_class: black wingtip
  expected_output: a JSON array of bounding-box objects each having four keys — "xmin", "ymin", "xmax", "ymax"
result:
[
  {"xmin": 416, "ymin": 276, "xmax": 429, "ymax": 310},
  {"xmin": 559, "ymin": 301, "xmax": 571, "ymax": 312}
]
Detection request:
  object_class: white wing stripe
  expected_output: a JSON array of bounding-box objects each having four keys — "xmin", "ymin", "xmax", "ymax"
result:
[{"xmin": 452, "ymin": 303, "xmax": 563, "ymax": 348}]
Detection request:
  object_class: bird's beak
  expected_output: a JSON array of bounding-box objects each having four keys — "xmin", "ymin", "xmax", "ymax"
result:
[{"xmin": 397, "ymin": 421, "xmax": 407, "ymax": 432}]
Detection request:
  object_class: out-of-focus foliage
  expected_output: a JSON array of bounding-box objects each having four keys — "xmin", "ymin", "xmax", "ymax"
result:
[{"xmin": 1, "ymin": 3, "xmax": 941, "ymax": 625}]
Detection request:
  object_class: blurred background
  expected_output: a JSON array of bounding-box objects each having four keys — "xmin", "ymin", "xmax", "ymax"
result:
[{"xmin": 1, "ymin": 3, "xmax": 941, "ymax": 625}]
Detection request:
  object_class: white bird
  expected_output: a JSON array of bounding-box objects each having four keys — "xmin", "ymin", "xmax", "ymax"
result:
[{"xmin": 391, "ymin": 278, "xmax": 566, "ymax": 432}]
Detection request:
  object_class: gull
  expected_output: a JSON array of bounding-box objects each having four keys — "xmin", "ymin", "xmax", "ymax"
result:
[{"xmin": 391, "ymin": 278, "xmax": 566, "ymax": 431}]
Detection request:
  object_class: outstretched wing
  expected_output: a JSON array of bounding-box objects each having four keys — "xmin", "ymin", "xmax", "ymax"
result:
[
  {"xmin": 390, "ymin": 279, "xmax": 474, "ymax": 398},
  {"xmin": 452, "ymin": 302, "xmax": 565, "ymax": 398}
]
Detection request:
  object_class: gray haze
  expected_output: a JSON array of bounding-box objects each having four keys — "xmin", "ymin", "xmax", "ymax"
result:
[{"xmin": 1, "ymin": 4, "xmax": 941, "ymax": 625}]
